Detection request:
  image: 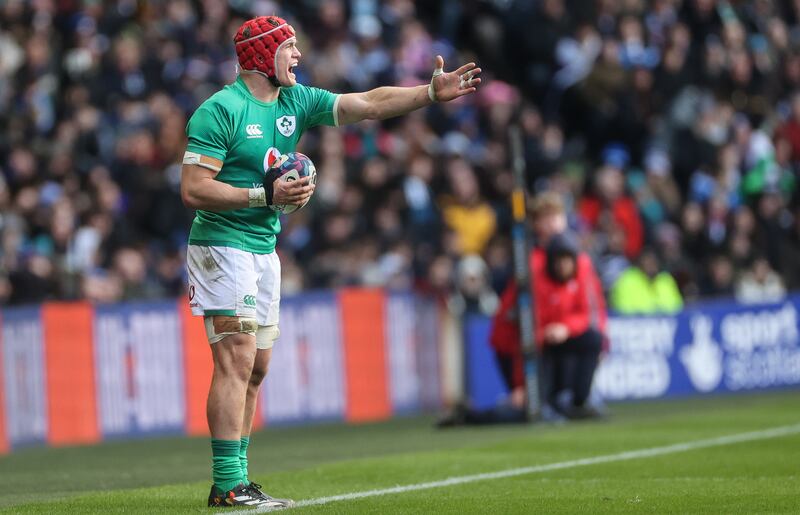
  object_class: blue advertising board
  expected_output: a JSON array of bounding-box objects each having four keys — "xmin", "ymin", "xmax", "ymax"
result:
[
  {"xmin": 1, "ymin": 307, "xmax": 46, "ymax": 447},
  {"xmin": 465, "ymin": 296, "xmax": 800, "ymax": 406},
  {"xmin": 93, "ymin": 301, "xmax": 185, "ymax": 437}
]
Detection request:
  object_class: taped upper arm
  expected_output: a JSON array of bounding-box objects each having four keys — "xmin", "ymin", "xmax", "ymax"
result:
[{"xmin": 183, "ymin": 151, "xmax": 223, "ymax": 173}]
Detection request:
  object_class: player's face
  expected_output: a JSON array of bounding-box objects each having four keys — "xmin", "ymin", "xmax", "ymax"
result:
[{"xmin": 275, "ymin": 38, "xmax": 301, "ymax": 87}]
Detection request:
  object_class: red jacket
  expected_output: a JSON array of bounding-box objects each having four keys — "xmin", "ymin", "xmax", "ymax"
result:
[
  {"xmin": 776, "ymin": 120, "xmax": 800, "ymax": 162},
  {"xmin": 578, "ymin": 196, "xmax": 643, "ymax": 259},
  {"xmin": 489, "ymin": 248, "xmax": 608, "ymax": 388}
]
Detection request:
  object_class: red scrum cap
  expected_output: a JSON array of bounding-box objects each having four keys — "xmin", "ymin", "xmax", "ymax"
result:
[{"xmin": 234, "ymin": 16, "xmax": 296, "ymax": 78}]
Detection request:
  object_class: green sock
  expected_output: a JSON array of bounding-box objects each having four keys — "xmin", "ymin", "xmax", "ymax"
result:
[
  {"xmin": 211, "ymin": 439, "xmax": 243, "ymax": 492},
  {"xmin": 239, "ymin": 436, "xmax": 250, "ymax": 485}
]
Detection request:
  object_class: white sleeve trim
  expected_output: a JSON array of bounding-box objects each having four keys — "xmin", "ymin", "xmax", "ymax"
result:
[{"xmin": 332, "ymin": 94, "xmax": 341, "ymax": 127}]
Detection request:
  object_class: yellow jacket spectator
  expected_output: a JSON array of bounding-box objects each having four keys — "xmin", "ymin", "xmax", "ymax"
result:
[
  {"xmin": 611, "ymin": 249, "xmax": 683, "ymax": 314},
  {"xmin": 440, "ymin": 158, "xmax": 497, "ymax": 254},
  {"xmin": 442, "ymin": 202, "xmax": 497, "ymax": 254}
]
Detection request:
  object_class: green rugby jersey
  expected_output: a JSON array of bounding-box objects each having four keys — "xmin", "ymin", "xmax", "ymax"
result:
[{"xmin": 185, "ymin": 76, "xmax": 339, "ymax": 254}]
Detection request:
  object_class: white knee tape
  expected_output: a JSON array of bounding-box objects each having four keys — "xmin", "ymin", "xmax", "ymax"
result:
[
  {"xmin": 256, "ymin": 325, "xmax": 280, "ymax": 350},
  {"xmin": 204, "ymin": 316, "xmax": 258, "ymax": 344}
]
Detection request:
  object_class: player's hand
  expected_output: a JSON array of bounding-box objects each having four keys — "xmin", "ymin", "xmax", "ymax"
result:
[
  {"xmin": 272, "ymin": 175, "xmax": 315, "ymax": 205},
  {"xmin": 430, "ymin": 55, "xmax": 481, "ymax": 102}
]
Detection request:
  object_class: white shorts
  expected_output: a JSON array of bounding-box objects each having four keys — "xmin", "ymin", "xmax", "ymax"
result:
[{"xmin": 187, "ymin": 245, "xmax": 281, "ymax": 326}]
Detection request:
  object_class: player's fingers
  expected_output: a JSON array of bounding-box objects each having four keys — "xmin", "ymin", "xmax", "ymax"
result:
[
  {"xmin": 289, "ymin": 192, "xmax": 313, "ymax": 204},
  {"xmin": 454, "ymin": 62, "xmax": 476, "ymax": 75},
  {"xmin": 455, "ymin": 87, "xmax": 477, "ymax": 97},
  {"xmin": 283, "ymin": 176, "xmax": 309, "ymax": 188},
  {"xmin": 285, "ymin": 178, "xmax": 310, "ymax": 192},
  {"xmin": 435, "ymin": 55, "xmax": 444, "ymax": 70},
  {"xmin": 460, "ymin": 75, "xmax": 481, "ymax": 88},
  {"xmin": 458, "ymin": 69, "xmax": 480, "ymax": 89},
  {"xmin": 286, "ymin": 185, "xmax": 314, "ymax": 197}
]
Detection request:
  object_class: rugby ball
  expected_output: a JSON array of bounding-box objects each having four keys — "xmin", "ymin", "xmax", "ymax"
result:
[{"xmin": 269, "ymin": 152, "xmax": 317, "ymax": 214}]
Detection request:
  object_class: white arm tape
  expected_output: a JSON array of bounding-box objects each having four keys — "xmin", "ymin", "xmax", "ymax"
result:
[
  {"xmin": 429, "ymin": 66, "xmax": 444, "ymax": 102},
  {"xmin": 249, "ymin": 187, "xmax": 267, "ymax": 208},
  {"xmin": 183, "ymin": 151, "xmax": 222, "ymax": 172}
]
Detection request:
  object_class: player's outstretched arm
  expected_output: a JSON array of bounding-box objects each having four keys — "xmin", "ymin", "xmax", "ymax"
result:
[
  {"xmin": 336, "ymin": 55, "xmax": 481, "ymax": 125},
  {"xmin": 181, "ymin": 159, "xmax": 313, "ymax": 211}
]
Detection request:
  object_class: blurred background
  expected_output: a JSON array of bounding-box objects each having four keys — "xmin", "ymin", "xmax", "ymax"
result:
[{"xmin": 2, "ymin": 0, "xmax": 800, "ymax": 308}]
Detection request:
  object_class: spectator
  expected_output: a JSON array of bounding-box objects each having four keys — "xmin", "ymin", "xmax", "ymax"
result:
[
  {"xmin": 447, "ymin": 255, "xmax": 499, "ymax": 318},
  {"xmin": 529, "ymin": 191, "xmax": 568, "ymax": 247},
  {"xmin": 610, "ymin": 248, "xmax": 684, "ymax": 314},
  {"xmin": 780, "ymin": 206, "xmax": 800, "ymax": 290},
  {"xmin": 439, "ymin": 158, "xmax": 497, "ymax": 255},
  {"xmin": 578, "ymin": 153, "xmax": 644, "ymax": 260},
  {"xmin": 8, "ymin": 253, "xmax": 57, "ymax": 305},
  {"xmin": 735, "ymin": 256, "xmax": 786, "ymax": 304},
  {"xmin": 775, "ymin": 92, "xmax": 800, "ymax": 163},
  {"xmin": 701, "ymin": 254, "xmax": 736, "ymax": 298},
  {"xmin": 1, "ymin": 0, "xmax": 800, "ymax": 308}
]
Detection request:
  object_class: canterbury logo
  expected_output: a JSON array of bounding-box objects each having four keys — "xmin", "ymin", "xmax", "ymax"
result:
[
  {"xmin": 243, "ymin": 295, "xmax": 256, "ymax": 307},
  {"xmin": 246, "ymin": 124, "xmax": 263, "ymax": 138}
]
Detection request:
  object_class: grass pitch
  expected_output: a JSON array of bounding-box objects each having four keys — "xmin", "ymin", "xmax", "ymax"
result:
[{"xmin": 2, "ymin": 391, "xmax": 799, "ymax": 513}]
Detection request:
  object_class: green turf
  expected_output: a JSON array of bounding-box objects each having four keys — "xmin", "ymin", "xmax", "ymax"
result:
[{"xmin": 1, "ymin": 391, "xmax": 799, "ymax": 513}]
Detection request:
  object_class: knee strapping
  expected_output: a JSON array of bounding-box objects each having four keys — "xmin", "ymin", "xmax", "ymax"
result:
[
  {"xmin": 204, "ymin": 316, "xmax": 258, "ymax": 344},
  {"xmin": 256, "ymin": 325, "xmax": 280, "ymax": 350}
]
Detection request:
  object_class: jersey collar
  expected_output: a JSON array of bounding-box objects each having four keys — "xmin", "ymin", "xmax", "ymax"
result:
[{"xmin": 234, "ymin": 76, "xmax": 281, "ymax": 107}]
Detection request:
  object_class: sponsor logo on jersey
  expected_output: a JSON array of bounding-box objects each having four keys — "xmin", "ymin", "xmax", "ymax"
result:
[
  {"xmin": 243, "ymin": 295, "xmax": 256, "ymax": 307},
  {"xmin": 246, "ymin": 124, "xmax": 263, "ymax": 139},
  {"xmin": 276, "ymin": 115, "xmax": 296, "ymax": 137}
]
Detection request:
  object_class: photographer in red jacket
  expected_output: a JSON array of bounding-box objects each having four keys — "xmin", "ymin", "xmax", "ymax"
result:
[
  {"xmin": 438, "ymin": 194, "xmax": 607, "ymax": 426},
  {"xmin": 538, "ymin": 232, "xmax": 606, "ymax": 417},
  {"xmin": 491, "ymin": 195, "xmax": 607, "ymax": 420}
]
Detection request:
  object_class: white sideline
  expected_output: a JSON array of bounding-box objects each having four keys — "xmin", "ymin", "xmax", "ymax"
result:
[{"xmin": 284, "ymin": 423, "xmax": 800, "ymax": 509}]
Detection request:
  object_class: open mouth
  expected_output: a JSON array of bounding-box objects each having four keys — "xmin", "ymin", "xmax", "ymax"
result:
[{"xmin": 288, "ymin": 62, "xmax": 298, "ymax": 81}]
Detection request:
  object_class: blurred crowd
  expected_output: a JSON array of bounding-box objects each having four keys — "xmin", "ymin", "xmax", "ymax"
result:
[{"xmin": 1, "ymin": 0, "xmax": 799, "ymax": 310}]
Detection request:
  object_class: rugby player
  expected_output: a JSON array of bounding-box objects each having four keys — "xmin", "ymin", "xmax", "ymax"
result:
[{"xmin": 180, "ymin": 15, "xmax": 481, "ymax": 508}]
